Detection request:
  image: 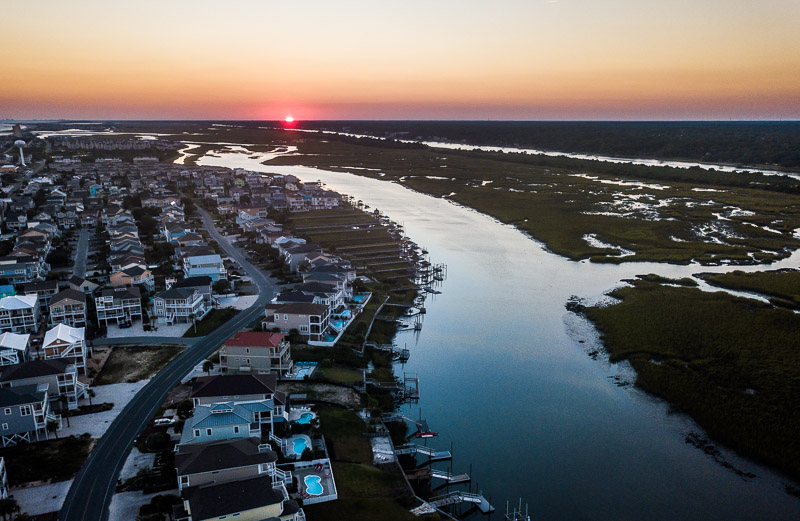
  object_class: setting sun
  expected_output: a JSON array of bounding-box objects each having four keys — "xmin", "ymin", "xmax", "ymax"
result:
[{"xmin": 285, "ymin": 116, "xmax": 294, "ymax": 123}]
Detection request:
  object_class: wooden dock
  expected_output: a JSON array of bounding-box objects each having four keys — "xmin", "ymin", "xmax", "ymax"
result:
[{"xmin": 428, "ymin": 491, "xmax": 495, "ymax": 514}]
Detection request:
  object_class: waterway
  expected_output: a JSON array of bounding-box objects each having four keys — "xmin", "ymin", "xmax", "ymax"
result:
[{"xmin": 197, "ymin": 148, "xmax": 800, "ymax": 521}]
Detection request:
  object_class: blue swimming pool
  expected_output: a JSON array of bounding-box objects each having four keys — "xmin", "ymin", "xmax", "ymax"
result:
[
  {"xmin": 304, "ymin": 475, "xmax": 323, "ymax": 496},
  {"xmin": 331, "ymin": 320, "xmax": 344, "ymax": 329},
  {"xmin": 352, "ymin": 295, "xmax": 365, "ymax": 302},
  {"xmin": 294, "ymin": 413, "xmax": 314, "ymax": 425},
  {"xmin": 293, "ymin": 437, "xmax": 309, "ymax": 455}
]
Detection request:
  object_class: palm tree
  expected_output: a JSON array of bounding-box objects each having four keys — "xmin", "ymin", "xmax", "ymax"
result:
[
  {"xmin": 202, "ymin": 360, "xmax": 213, "ymax": 375},
  {"xmin": 46, "ymin": 420, "xmax": 59, "ymax": 439},
  {"xmin": 87, "ymin": 388, "xmax": 96, "ymax": 406}
]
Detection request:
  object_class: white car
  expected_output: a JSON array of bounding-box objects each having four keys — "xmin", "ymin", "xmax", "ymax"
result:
[{"xmin": 154, "ymin": 418, "xmax": 175, "ymax": 426}]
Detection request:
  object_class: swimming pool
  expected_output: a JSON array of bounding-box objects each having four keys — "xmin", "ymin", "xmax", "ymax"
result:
[
  {"xmin": 292, "ymin": 437, "xmax": 309, "ymax": 455},
  {"xmin": 352, "ymin": 295, "xmax": 365, "ymax": 302},
  {"xmin": 294, "ymin": 412, "xmax": 314, "ymax": 425},
  {"xmin": 304, "ymin": 475, "xmax": 323, "ymax": 496}
]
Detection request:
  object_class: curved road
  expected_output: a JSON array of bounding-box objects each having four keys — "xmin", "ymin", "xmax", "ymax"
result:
[{"xmin": 60, "ymin": 208, "xmax": 277, "ymax": 521}]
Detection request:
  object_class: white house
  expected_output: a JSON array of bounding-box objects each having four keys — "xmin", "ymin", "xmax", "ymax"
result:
[
  {"xmin": 0, "ymin": 295, "xmax": 40, "ymax": 334},
  {"xmin": 43, "ymin": 324, "xmax": 89, "ymax": 373},
  {"xmin": 0, "ymin": 333, "xmax": 30, "ymax": 366}
]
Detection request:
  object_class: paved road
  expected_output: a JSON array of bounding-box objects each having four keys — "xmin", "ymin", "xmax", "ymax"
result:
[
  {"xmin": 72, "ymin": 228, "xmax": 90, "ymax": 278},
  {"xmin": 59, "ymin": 207, "xmax": 278, "ymax": 521}
]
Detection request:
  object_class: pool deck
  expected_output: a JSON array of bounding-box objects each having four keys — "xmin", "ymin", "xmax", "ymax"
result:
[
  {"xmin": 284, "ymin": 434, "xmax": 313, "ymax": 458},
  {"xmin": 291, "ymin": 459, "xmax": 338, "ymax": 505}
]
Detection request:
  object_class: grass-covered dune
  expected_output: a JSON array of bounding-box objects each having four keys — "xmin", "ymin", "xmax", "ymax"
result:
[{"xmin": 585, "ymin": 279, "xmax": 800, "ymax": 479}]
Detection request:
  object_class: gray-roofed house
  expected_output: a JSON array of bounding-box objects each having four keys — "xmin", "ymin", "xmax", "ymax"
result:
[
  {"xmin": 152, "ymin": 287, "xmax": 209, "ymax": 325},
  {"xmin": 23, "ymin": 280, "xmax": 59, "ymax": 312},
  {"xmin": 174, "ymin": 475, "xmax": 303, "ymax": 521},
  {"xmin": 0, "ymin": 359, "xmax": 88, "ymax": 410},
  {"xmin": 67, "ymin": 275, "xmax": 99, "ymax": 295},
  {"xmin": 171, "ymin": 276, "xmax": 213, "ymax": 304},
  {"xmin": 262, "ymin": 303, "xmax": 330, "ymax": 342},
  {"xmin": 175, "ymin": 437, "xmax": 289, "ymax": 492},
  {"xmin": 49, "ymin": 288, "xmax": 87, "ymax": 327},
  {"xmin": 95, "ymin": 286, "xmax": 143, "ymax": 327},
  {"xmin": 0, "ymin": 384, "xmax": 60, "ymax": 446}
]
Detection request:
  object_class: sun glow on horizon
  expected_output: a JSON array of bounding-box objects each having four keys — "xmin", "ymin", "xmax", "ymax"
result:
[{"xmin": 285, "ymin": 116, "xmax": 294, "ymax": 123}]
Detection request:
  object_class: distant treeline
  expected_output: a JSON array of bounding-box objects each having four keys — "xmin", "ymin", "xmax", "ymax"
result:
[{"xmin": 288, "ymin": 121, "xmax": 800, "ymax": 170}]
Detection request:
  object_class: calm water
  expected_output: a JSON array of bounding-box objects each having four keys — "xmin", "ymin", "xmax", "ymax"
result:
[{"xmin": 197, "ymin": 150, "xmax": 800, "ymax": 520}]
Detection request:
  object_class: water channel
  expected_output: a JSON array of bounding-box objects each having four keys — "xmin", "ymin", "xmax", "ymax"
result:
[{"xmin": 197, "ymin": 148, "xmax": 800, "ymax": 521}]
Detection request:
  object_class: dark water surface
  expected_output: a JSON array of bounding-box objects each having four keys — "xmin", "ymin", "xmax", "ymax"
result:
[{"xmin": 199, "ymin": 151, "xmax": 800, "ymax": 521}]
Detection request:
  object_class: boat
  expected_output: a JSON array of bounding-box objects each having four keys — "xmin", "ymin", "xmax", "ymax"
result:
[{"xmin": 414, "ymin": 431, "xmax": 439, "ymax": 438}]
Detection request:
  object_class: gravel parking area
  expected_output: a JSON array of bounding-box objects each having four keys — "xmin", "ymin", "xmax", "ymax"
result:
[
  {"xmin": 12, "ymin": 480, "xmax": 73, "ymax": 516},
  {"xmin": 60, "ymin": 381, "xmax": 150, "ymax": 438},
  {"xmin": 105, "ymin": 321, "xmax": 191, "ymax": 338},
  {"xmin": 109, "ymin": 489, "xmax": 179, "ymax": 521}
]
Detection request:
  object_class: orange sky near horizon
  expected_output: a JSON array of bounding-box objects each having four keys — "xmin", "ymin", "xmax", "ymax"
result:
[{"xmin": 3, "ymin": 0, "xmax": 800, "ymax": 120}]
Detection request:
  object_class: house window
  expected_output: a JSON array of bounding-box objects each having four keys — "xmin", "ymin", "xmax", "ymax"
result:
[
  {"xmin": 3, "ymin": 409, "xmax": 9, "ymax": 415},
  {"xmin": 245, "ymin": 348, "xmax": 250, "ymax": 354},
  {"xmin": 1, "ymin": 424, "xmax": 6, "ymax": 431},
  {"xmin": 180, "ymin": 475, "xmax": 189, "ymax": 485},
  {"xmin": 19, "ymin": 405, "xmax": 31, "ymax": 416},
  {"xmin": 206, "ymin": 428, "xmax": 212, "ymax": 436},
  {"xmin": 284, "ymin": 314, "xmax": 289, "ymax": 320},
  {"xmin": 233, "ymin": 426, "xmax": 239, "ymax": 434},
  {"xmin": 194, "ymin": 429, "xmax": 200, "ymax": 437},
  {"xmin": 274, "ymin": 314, "xmax": 279, "ymax": 321}
]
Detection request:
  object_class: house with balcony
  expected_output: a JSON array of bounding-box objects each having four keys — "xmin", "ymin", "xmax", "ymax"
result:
[
  {"xmin": 0, "ymin": 256, "xmax": 44, "ymax": 284},
  {"xmin": 23, "ymin": 280, "xmax": 59, "ymax": 312},
  {"xmin": 152, "ymin": 287, "xmax": 209, "ymax": 325},
  {"xmin": 262, "ymin": 303, "xmax": 330, "ymax": 343},
  {"xmin": 0, "ymin": 384, "xmax": 60, "ymax": 446},
  {"xmin": 95, "ymin": 286, "xmax": 143, "ymax": 327},
  {"xmin": 110, "ymin": 265, "xmax": 155, "ymax": 292},
  {"xmin": 190, "ymin": 374, "xmax": 287, "ymax": 419},
  {"xmin": 175, "ymin": 437, "xmax": 289, "ymax": 492},
  {"xmin": 179, "ymin": 402, "xmax": 262, "ymax": 445},
  {"xmin": 0, "ymin": 333, "xmax": 30, "ymax": 367},
  {"xmin": 170, "ymin": 276, "xmax": 213, "ymax": 304},
  {"xmin": 174, "ymin": 475, "xmax": 303, "ymax": 521},
  {"xmin": 182, "ymin": 253, "xmax": 226, "ymax": 282},
  {"xmin": 49, "ymin": 288, "xmax": 87, "ymax": 327},
  {"xmin": 0, "ymin": 359, "xmax": 88, "ymax": 410},
  {"xmin": 219, "ymin": 332, "xmax": 293, "ymax": 376},
  {"xmin": 0, "ymin": 295, "xmax": 40, "ymax": 334},
  {"xmin": 43, "ymin": 323, "xmax": 89, "ymax": 373}
]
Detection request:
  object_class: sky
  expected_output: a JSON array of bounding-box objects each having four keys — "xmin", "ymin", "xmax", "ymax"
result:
[{"xmin": 3, "ymin": 0, "xmax": 800, "ymax": 120}]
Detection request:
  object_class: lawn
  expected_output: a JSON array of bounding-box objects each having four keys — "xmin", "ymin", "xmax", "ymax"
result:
[
  {"xmin": 306, "ymin": 406, "xmax": 422, "ymax": 521},
  {"xmin": 183, "ymin": 308, "xmax": 239, "ymax": 337},
  {"xmin": 317, "ymin": 406, "xmax": 373, "ymax": 464},
  {"xmin": 94, "ymin": 345, "xmax": 183, "ymax": 384},
  {"xmin": 585, "ymin": 279, "xmax": 800, "ymax": 479},
  {"xmin": 0, "ymin": 434, "xmax": 94, "ymax": 485},
  {"xmin": 316, "ymin": 366, "xmax": 364, "ymax": 385}
]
